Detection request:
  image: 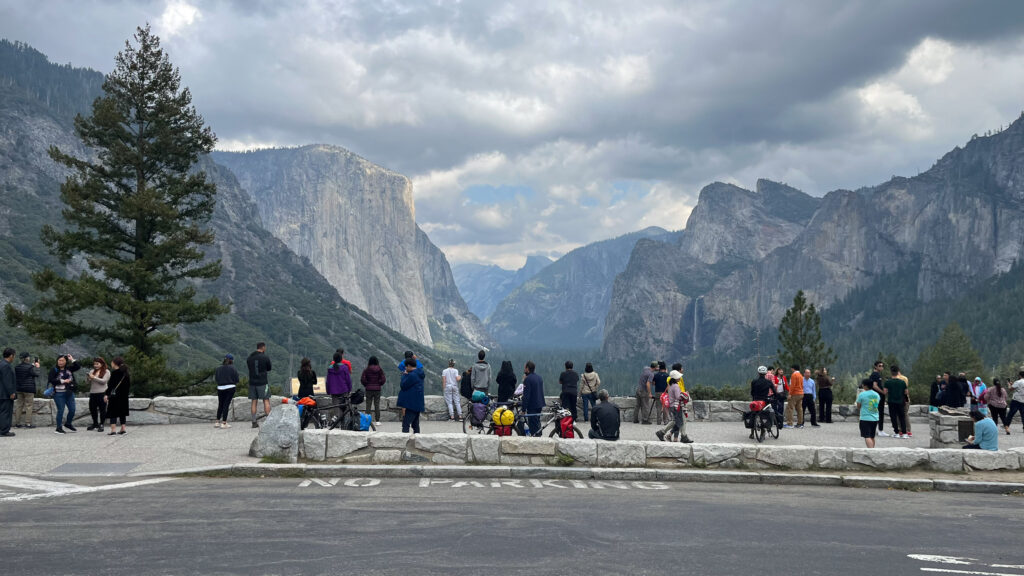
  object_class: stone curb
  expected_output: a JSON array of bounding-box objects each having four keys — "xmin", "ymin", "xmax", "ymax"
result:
[{"xmin": 137, "ymin": 463, "xmax": 1024, "ymax": 494}]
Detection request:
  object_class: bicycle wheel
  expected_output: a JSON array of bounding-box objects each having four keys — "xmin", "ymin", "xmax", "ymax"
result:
[
  {"xmin": 755, "ymin": 414, "xmax": 768, "ymax": 443},
  {"xmin": 767, "ymin": 412, "xmax": 780, "ymax": 439},
  {"xmin": 302, "ymin": 409, "xmax": 320, "ymax": 430},
  {"xmin": 549, "ymin": 425, "xmax": 584, "ymax": 439}
]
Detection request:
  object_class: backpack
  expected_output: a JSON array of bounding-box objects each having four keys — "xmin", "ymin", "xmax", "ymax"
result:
[
  {"xmin": 559, "ymin": 416, "xmax": 575, "ymax": 438},
  {"xmin": 460, "ymin": 371, "xmax": 473, "ymax": 400},
  {"xmin": 470, "ymin": 402, "xmax": 488, "ymax": 425}
]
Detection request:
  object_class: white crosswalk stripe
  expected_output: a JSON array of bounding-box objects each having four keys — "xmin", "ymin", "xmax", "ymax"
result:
[{"xmin": 0, "ymin": 475, "xmax": 173, "ymax": 502}]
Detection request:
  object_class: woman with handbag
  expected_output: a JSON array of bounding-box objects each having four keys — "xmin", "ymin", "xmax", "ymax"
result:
[
  {"xmin": 48, "ymin": 355, "xmax": 81, "ymax": 434},
  {"xmin": 104, "ymin": 357, "xmax": 131, "ymax": 435}
]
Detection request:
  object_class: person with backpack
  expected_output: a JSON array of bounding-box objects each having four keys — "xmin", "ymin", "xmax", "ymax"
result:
[
  {"xmin": 470, "ymin": 350, "xmax": 491, "ymax": 394},
  {"xmin": 441, "ymin": 359, "xmax": 462, "ymax": 421},
  {"xmin": 246, "ymin": 342, "xmax": 273, "ymax": 428},
  {"xmin": 579, "ymin": 363, "xmax": 600, "ymax": 422},
  {"xmin": 214, "ymin": 354, "xmax": 239, "ymax": 429},
  {"xmin": 495, "ymin": 360, "xmax": 516, "ymax": 403},
  {"xmin": 360, "ymin": 356, "xmax": 386, "ymax": 424},
  {"xmin": 49, "ymin": 354, "xmax": 81, "ymax": 434},
  {"xmin": 655, "ymin": 370, "xmax": 692, "ymax": 443},
  {"xmin": 398, "ymin": 358, "xmax": 425, "ymax": 434},
  {"xmin": 558, "ymin": 361, "xmax": 579, "ymax": 422}
]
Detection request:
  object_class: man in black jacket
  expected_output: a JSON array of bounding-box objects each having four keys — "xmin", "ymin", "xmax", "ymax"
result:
[
  {"xmin": 14, "ymin": 352, "xmax": 39, "ymax": 428},
  {"xmin": 589, "ymin": 390, "xmax": 620, "ymax": 441},
  {"xmin": 246, "ymin": 342, "xmax": 273, "ymax": 428},
  {"xmin": 0, "ymin": 348, "xmax": 16, "ymax": 437},
  {"xmin": 558, "ymin": 361, "xmax": 579, "ymax": 422}
]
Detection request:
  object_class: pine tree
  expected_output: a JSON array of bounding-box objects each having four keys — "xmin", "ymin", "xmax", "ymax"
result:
[
  {"xmin": 776, "ymin": 290, "xmax": 837, "ymax": 371},
  {"xmin": 4, "ymin": 25, "xmax": 226, "ymax": 395},
  {"xmin": 910, "ymin": 322, "xmax": 984, "ymax": 403}
]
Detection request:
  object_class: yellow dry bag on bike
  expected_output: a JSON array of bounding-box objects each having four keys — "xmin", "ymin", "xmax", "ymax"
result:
[{"xmin": 492, "ymin": 406, "xmax": 515, "ymax": 426}]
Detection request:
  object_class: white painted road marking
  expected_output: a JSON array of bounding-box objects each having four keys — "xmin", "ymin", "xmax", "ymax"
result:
[
  {"xmin": 0, "ymin": 475, "xmax": 174, "ymax": 502},
  {"xmin": 298, "ymin": 477, "xmax": 670, "ymax": 490},
  {"xmin": 297, "ymin": 478, "xmax": 381, "ymax": 488},
  {"xmin": 909, "ymin": 554, "xmax": 1024, "ymax": 576}
]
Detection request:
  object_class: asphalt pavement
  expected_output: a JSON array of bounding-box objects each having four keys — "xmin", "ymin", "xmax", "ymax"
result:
[{"xmin": 0, "ymin": 476, "xmax": 1022, "ymax": 575}]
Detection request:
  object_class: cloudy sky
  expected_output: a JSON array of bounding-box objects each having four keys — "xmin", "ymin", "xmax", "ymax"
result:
[{"xmin": 3, "ymin": 1, "xmax": 1024, "ymax": 268}]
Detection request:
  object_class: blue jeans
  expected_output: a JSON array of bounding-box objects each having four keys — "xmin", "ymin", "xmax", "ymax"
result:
[
  {"xmin": 54, "ymin": 390, "xmax": 76, "ymax": 427},
  {"xmin": 582, "ymin": 393, "xmax": 597, "ymax": 421}
]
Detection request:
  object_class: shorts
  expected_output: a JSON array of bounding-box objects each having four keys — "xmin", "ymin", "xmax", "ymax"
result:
[
  {"xmin": 248, "ymin": 384, "xmax": 270, "ymax": 400},
  {"xmin": 859, "ymin": 420, "xmax": 878, "ymax": 438}
]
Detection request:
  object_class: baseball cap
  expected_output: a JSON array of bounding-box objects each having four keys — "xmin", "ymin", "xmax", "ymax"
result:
[{"xmin": 224, "ymin": 353, "xmax": 234, "ymax": 360}]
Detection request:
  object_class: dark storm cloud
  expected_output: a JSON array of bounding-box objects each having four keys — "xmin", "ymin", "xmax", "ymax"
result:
[{"xmin": 2, "ymin": 0, "xmax": 1024, "ymax": 266}]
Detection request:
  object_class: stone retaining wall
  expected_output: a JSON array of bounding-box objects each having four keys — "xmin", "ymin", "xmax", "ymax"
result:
[
  {"xmin": 299, "ymin": 430, "xmax": 1024, "ymax": 473},
  {"xmin": 23, "ymin": 395, "xmax": 932, "ymax": 426}
]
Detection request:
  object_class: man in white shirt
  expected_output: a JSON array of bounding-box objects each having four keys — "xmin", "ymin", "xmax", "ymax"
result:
[
  {"xmin": 442, "ymin": 359, "xmax": 463, "ymax": 421},
  {"xmin": 1005, "ymin": 369, "xmax": 1024, "ymax": 433}
]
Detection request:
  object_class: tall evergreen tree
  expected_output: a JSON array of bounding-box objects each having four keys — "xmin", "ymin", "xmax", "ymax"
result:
[
  {"xmin": 4, "ymin": 25, "xmax": 226, "ymax": 395},
  {"xmin": 910, "ymin": 322, "xmax": 984, "ymax": 403},
  {"xmin": 776, "ymin": 290, "xmax": 837, "ymax": 370}
]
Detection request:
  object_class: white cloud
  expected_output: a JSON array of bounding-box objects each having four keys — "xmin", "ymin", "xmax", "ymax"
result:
[{"xmin": 157, "ymin": 1, "xmax": 200, "ymax": 38}]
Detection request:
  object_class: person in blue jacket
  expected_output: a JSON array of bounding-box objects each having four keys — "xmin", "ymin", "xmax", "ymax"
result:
[
  {"xmin": 522, "ymin": 361, "xmax": 545, "ymax": 436},
  {"xmin": 397, "ymin": 350, "xmax": 424, "ymax": 374},
  {"xmin": 398, "ymin": 358, "xmax": 425, "ymax": 434}
]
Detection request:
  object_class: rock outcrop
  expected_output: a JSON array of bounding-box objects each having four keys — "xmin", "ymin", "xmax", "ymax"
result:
[
  {"xmin": 453, "ymin": 255, "xmax": 552, "ymax": 321},
  {"xmin": 603, "ymin": 116, "xmax": 1024, "ymax": 361},
  {"xmin": 486, "ymin": 227, "xmax": 673, "ymax": 348},
  {"xmin": 212, "ymin": 146, "xmax": 491, "ymax": 351}
]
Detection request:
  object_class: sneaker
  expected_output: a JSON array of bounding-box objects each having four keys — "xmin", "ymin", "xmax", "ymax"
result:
[
  {"xmin": 15, "ymin": 424, "xmax": 24, "ymax": 429},
  {"xmin": 811, "ymin": 424, "xmax": 820, "ymax": 427},
  {"xmin": 907, "ymin": 432, "xmax": 913, "ymax": 437},
  {"xmin": 878, "ymin": 430, "xmax": 890, "ymax": 437},
  {"xmin": 107, "ymin": 431, "xmax": 116, "ymax": 436},
  {"xmin": 795, "ymin": 425, "xmax": 804, "ymax": 429},
  {"xmin": 97, "ymin": 426, "xmax": 103, "ymax": 432},
  {"xmin": 374, "ymin": 422, "xmax": 381, "ymax": 427},
  {"xmin": 55, "ymin": 428, "xmax": 65, "ymax": 435},
  {"xmin": 65, "ymin": 424, "xmax": 77, "ymax": 432},
  {"xmin": 680, "ymin": 436, "xmax": 693, "ymax": 444},
  {"xmin": 251, "ymin": 422, "xmax": 259, "ymax": 429},
  {"xmin": 214, "ymin": 422, "xmax": 222, "ymax": 428},
  {"xmin": 26, "ymin": 424, "xmax": 35, "ymax": 429},
  {"xmin": 87, "ymin": 424, "xmax": 96, "ymax": 431},
  {"xmin": 783, "ymin": 424, "xmax": 793, "ymax": 429},
  {"xmin": 655, "ymin": 430, "xmax": 666, "ymax": 441},
  {"xmin": 221, "ymin": 422, "xmax": 231, "ymax": 429},
  {"xmin": 117, "ymin": 430, "xmax": 127, "ymax": 435}
]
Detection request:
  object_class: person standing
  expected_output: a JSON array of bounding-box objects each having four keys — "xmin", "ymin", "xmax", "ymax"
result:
[
  {"xmin": 0, "ymin": 348, "xmax": 16, "ymax": 437},
  {"xmin": 246, "ymin": 342, "xmax": 272, "ymax": 428},
  {"xmin": 397, "ymin": 351, "xmax": 424, "ymax": 374},
  {"xmin": 655, "ymin": 370, "xmax": 692, "ymax": 443},
  {"xmin": 470, "ymin": 350, "xmax": 491, "ymax": 394},
  {"xmin": 214, "ymin": 354, "xmax": 239, "ymax": 428},
  {"xmin": 801, "ymin": 368, "xmax": 818, "ymax": 427},
  {"xmin": 969, "ymin": 377, "xmax": 988, "ymax": 415},
  {"xmin": 1004, "ymin": 370, "xmax": 1024, "ymax": 434},
  {"xmin": 296, "ymin": 357, "xmax": 316, "ymax": 399},
  {"xmin": 983, "ymin": 379, "xmax": 1008, "ymax": 434},
  {"xmin": 748, "ymin": 366, "xmax": 775, "ymax": 439},
  {"xmin": 588, "ymin": 390, "xmax": 620, "ymax": 441},
  {"xmin": 816, "ymin": 368, "xmax": 833, "ymax": 424},
  {"xmin": 579, "ymin": 363, "xmax": 600, "ymax": 423},
  {"xmin": 652, "ymin": 362, "xmax": 669, "ymax": 425},
  {"xmin": 335, "ymin": 348, "xmax": 352, "ymax": 374},
  {"xmin": 104, "ymin": 357, "xmax": 130, "ymax": 435},
  {"xmin": 856, "ymin": 378, "xmax": 880, "ymax": 448},
  {"xmin": 49, "ymin": 354, "xmax": 81, "ymax": 434},
  {"xmin": 962, "ymin": 410, "xmax": 998, "ymax": 451},
  {"xmin": 929, "ymin": 374, "xmax": 942, "ymax": 413},
  {"xmin": 558, "ymin": 361, "xmax": 580, "ymax": 422},
  {"xmin": 360, "ymin": 356, "xmax": 386, "ymax": 424},
  {"xmin": 495, "ymin": 360, "xmax": 517, "ymax": 403},
  {"xmin": 869, "ymin": 361, "xmax": 888, "ymax": 436},
  {"xmin": 398, "ymin": 358, "xmax": 425, "ymax": 434},
  {"xmin": 883, "ymin": 366, "xmax": 909, "ymax": 438},
  {"xmin": 522, "ymin": 361, "xmax": 545, "ymax": 436},
  {"xmin": 14, "ymin": 353, "xmax": 40, "ymax": 429},
  {"xmin": 893, "ymin": 365, "xmax": 912, "ymax": 437},
  {"xmin": 326, "ymin": 352, "xmax": 352, "ymax": 405},
  {"xmin": 634, "ymin": 362, "xmax": 656, "ymax": 425},
  {"xmin": 441, "ymin": 359, "xmax": 462, "ymax": 421},
  {"xmin": 784, "ymin": 364, "xmax": 804, "ymax": 428},
  {"xmin": 85, "ymin": 357, "xmax": 110, "ymax": 432}
]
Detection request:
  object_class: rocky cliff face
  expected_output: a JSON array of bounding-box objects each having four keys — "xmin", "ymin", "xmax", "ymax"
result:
[
  {"xmin": 453, "ymin": 255, "xmax": 552, "ymax": 321},
  {"xmin": 486, "ymin": 227, "xmax": 672, "ymax": 348},
  {"xmin": 0, "ymin": 40, "xmax": 448, "ymax": 378},
  {"xmin": 211, "ymin": 147, "xmax": 491, "ymax": 350},
  {"xmin": 603, "ymin": 116, "xmax": 1024, "ymax": 361}
]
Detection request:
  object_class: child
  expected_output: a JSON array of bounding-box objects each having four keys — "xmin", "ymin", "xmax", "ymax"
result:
[{"xmin": 655, "ymin": 370, "xmax": 692, "ymax": 443}]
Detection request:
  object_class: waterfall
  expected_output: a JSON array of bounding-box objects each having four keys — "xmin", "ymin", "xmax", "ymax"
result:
[{"xmin": 692, "ymin": 297, "xmax": 699, "ymax": 353}]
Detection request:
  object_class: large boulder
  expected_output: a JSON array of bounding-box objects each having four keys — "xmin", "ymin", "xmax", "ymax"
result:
[{"xmin": 249, "ymin": 404, "xmax": 301, "ymax": 463}]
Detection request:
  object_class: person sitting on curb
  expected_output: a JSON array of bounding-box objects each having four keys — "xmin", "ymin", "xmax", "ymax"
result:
[
  {"xmin": 588, "ymin": 390, "xmax": 620, "ymax": 441},
  {"xmin": 963, "ymin": 410, "xmax": 998, "ymax": 451}
]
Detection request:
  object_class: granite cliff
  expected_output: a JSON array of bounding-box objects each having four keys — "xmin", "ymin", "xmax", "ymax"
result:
[
  {"xmin": 603, "ymin": 116, "xmax": 1024, "ymax": 362},
  {"xmin": 211, "ymin": 146, "xmax": 491, "ymax": 351},
  {"xmin": 453, "ymin": 255, "xmax": 553, "ymax": 321}
]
